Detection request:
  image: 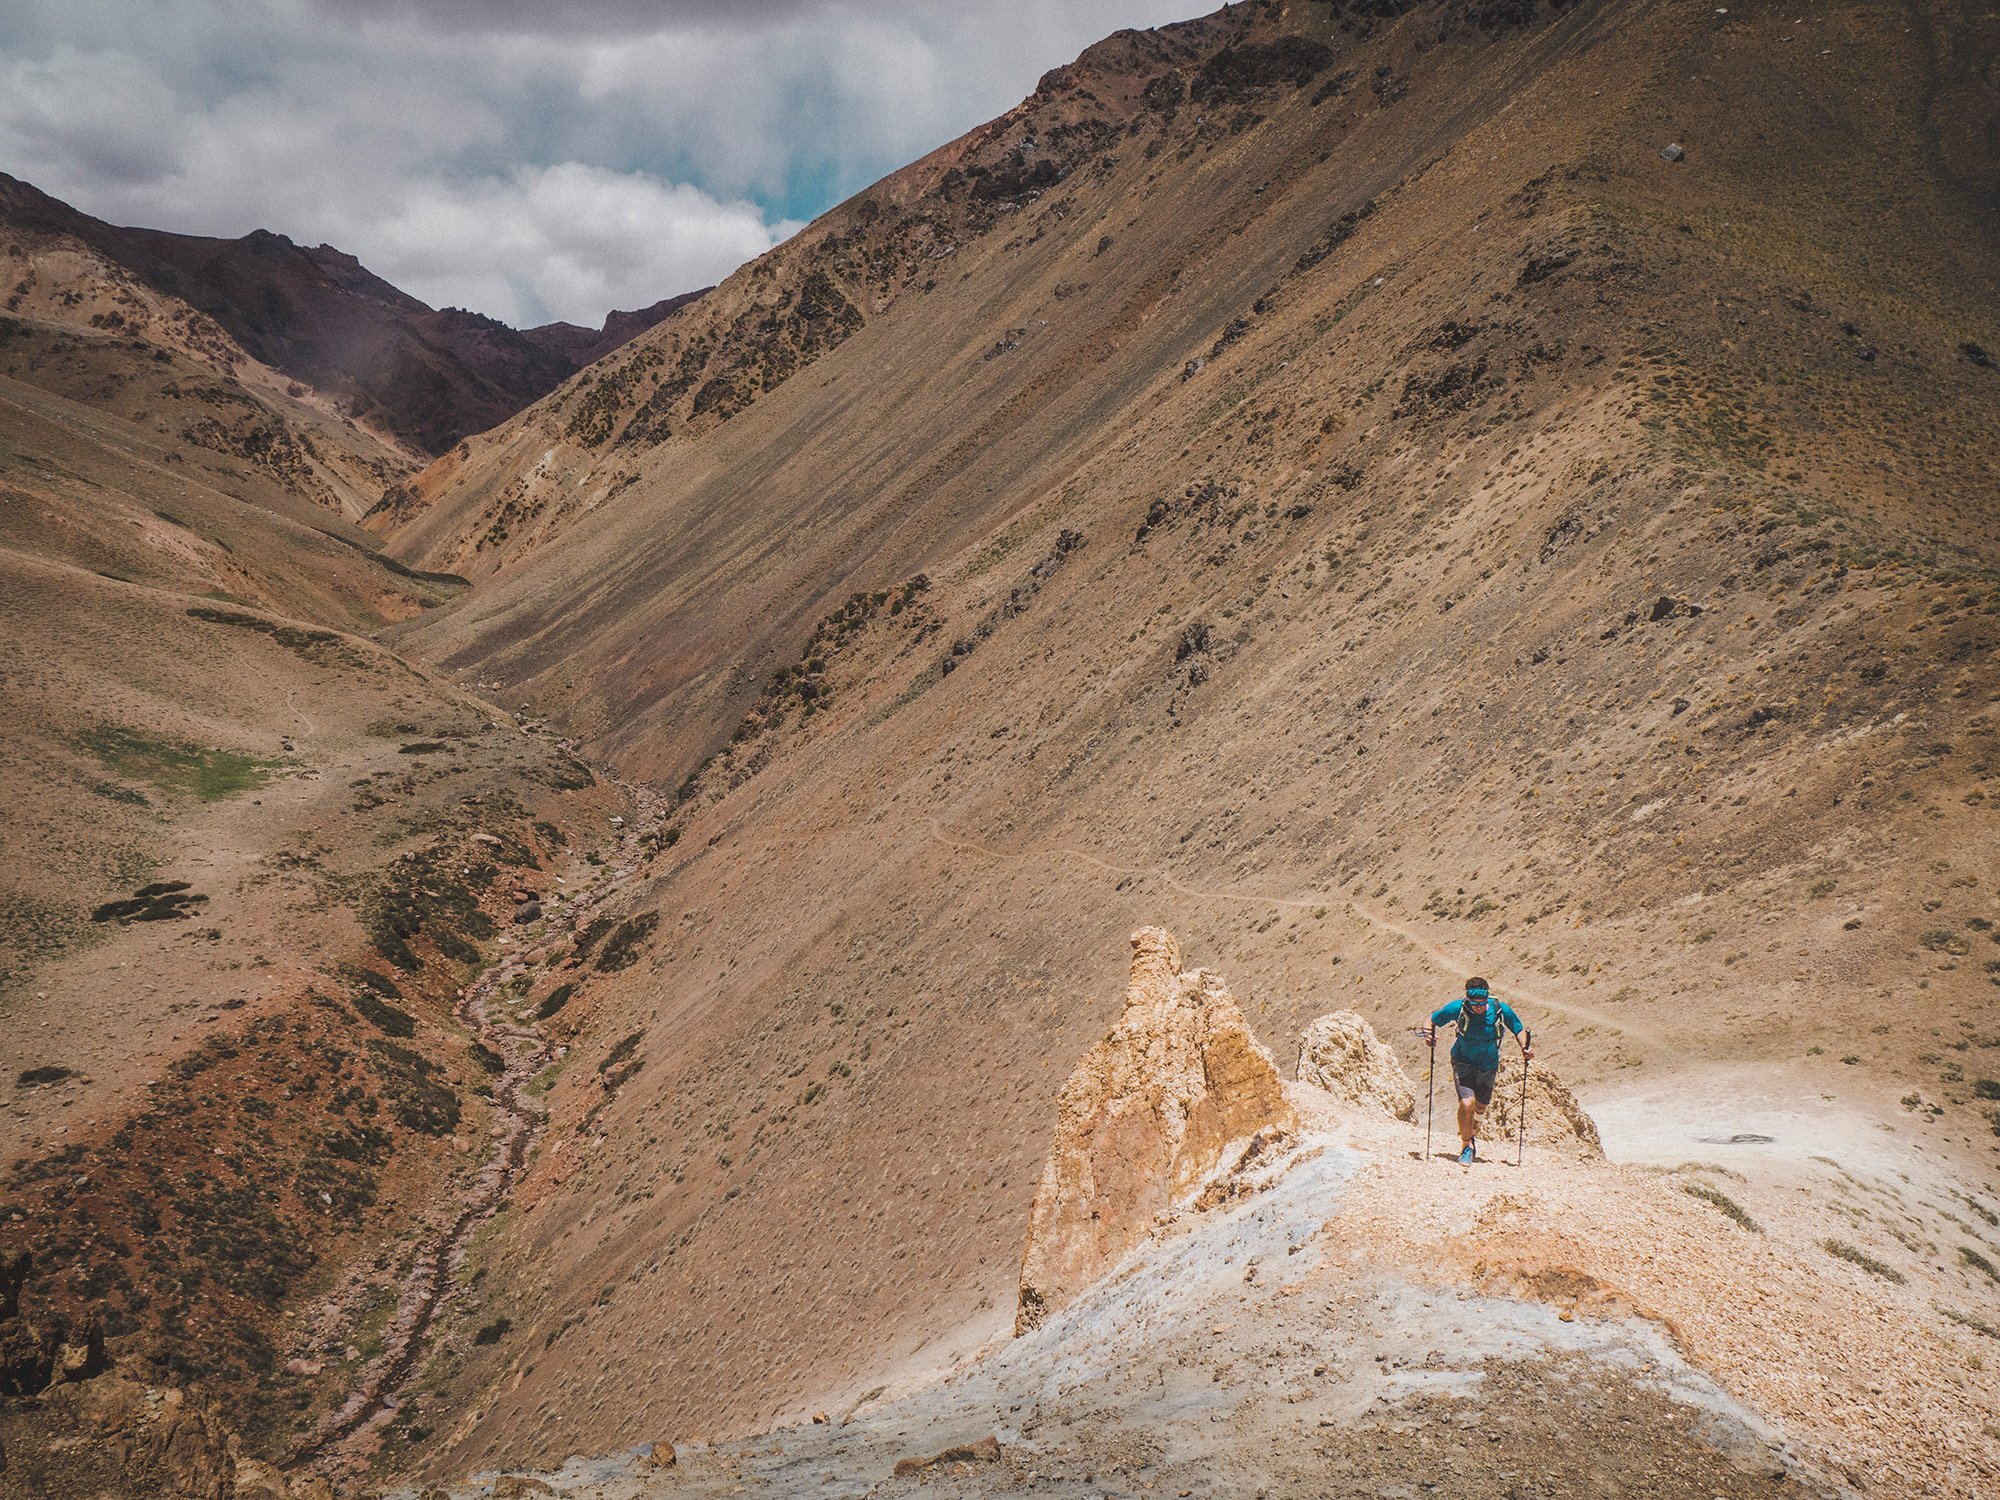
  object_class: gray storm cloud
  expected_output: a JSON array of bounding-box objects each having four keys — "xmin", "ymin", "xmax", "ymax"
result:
[{"xmin": 0, "ymin": 0, "xmax": 1195, "ymax": 327}]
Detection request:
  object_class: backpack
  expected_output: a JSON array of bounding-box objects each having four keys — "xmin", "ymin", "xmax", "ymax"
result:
[{"xmin": 1457, "ymin": 998, "xmax": 1503, "ymax": 1045}]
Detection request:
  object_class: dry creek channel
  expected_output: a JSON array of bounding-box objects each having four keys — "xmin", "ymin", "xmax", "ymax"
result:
[{"xmin": 284, "ymin": 810, "xmax": 658, "ymax": 1479}]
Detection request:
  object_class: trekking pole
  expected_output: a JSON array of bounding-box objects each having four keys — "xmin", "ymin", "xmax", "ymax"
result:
[
  {"xmin": 1424, "ymin": 1031, "xmax": 1436, "ymax": 1164},
  {"xmin": 1516, "ymin": 1029, "xmax": 1532, "ymax": 1168}
]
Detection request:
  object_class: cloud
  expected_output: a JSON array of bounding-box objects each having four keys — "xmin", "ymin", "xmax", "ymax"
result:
[
  {"xmin": 368, "ymin": 164, "xmax": 803, "ymax": 328},
  {"xmin": 0, "ymin": 45, "xmax": 188, "ymax": 187},
  {"xmin": 0, "ymin": 0, "xmax": 1197, "ymax": 326}
]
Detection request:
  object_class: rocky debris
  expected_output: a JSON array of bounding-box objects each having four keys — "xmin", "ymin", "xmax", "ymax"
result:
[
  {"xmin": 0, "ymin": 1249, "xmax": 108, "ymax": 1396},
  {"xmin": 1482, "ymin": 1054, "xmax": 1605, "ymax": 1157},
  {"xmin": 1190, "ymin": 1123, "xmax": 1304, "ymax": 1210},
  {"xmin": 491, "ymin": 1477, "xmax": 558, "ymax": 1498},
  {"xmin": 1660, "ymin": 142, "xmax": 1686, "ymax": 162},
  {"xmin": 1645, "ymin": 593, "xmax": 1706, "ymax": 622},
  {"xmin": 642, "ymin": 1439, "xmax": 677, "ymax": 1468},
  {"xmin": 0, "ymin": 1370, "xmax": 239, "ymax": 1500},
  {"xmin": 512, "ymin": 899, "xmax": 542, "ymax": 925},
  {"xmin": 1015, "ymin": 928, "xmax": 1294, "ymax": 1333},
  {"xmin": 893, "ymin": 1435, "xmax": 1002, "ymax": 1477},
  {"xmin": 1295, "ymin": 1010, "xmax": 1417, "ymax": 1120},
  {"xmin": 236, "ymin": 1460, "xmax": 348, "ymax": 1499},
  {"xmin": 1, "ymin": 1251, "xmax": 242, "ymax": 1496}
]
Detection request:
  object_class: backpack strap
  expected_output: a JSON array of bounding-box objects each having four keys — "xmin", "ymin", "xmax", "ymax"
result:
[{"xmin": 1459, "ymin": 998, "xmax": 1498, "ymax": 1042}]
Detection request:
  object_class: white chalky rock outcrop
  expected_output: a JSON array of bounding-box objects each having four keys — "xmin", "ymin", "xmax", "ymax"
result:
[
  {"xmin": 1295, "ymin": 1009, "xmax": 1417, "ymax": 1120},
  {"xmin": 1015, "ymin": 927, "xmax": 1293, "ymax": 1334}
]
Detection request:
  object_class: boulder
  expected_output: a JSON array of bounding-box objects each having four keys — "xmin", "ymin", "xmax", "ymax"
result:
[
  {"xmin": 1295, "ymin": 1010, "xmax": 1416, "ymax": 1119},
  {"xmin": 1484, "ymin": 1054, "xmax": 1604, "ymax": 1157},
  {"xmin": 492, "ymin": 1477, "xmax": 558, "ymax": 1498},
  {"xmin": 893, "ymin": 1435, "xmax": 1001, "ymax": 1476},
  {"xmin": 1015, "ymin": 928, "xmax": 1293, "ymax": 1334},
  {"xmin": 642, "ymin": 1439, "xmax": 677, "ymax": 1469}
]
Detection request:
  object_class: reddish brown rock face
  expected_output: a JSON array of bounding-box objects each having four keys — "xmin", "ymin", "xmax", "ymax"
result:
[{"xmin": 1015, "ymin": 927, "xmax": 1293, "ymax": 1334}]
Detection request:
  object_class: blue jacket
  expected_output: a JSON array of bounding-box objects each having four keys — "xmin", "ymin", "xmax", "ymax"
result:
[{"xmin": 1430, "ymin": 998, "xmax": 1524, "ymax": 1072}]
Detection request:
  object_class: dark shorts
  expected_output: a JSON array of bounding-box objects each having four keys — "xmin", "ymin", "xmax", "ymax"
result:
[{"xmin": 1453, "ymin": 1061, "xmax": 1499, "ymax": 1109}]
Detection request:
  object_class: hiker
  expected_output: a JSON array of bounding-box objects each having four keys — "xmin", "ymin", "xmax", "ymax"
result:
[{"xmin": 1422, "ymin": 976, "xmax": 1531, "ymax": 1165}]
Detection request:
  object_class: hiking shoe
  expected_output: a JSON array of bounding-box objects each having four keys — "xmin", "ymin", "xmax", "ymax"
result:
[{"xmin": 1459, "ymin": 1143, "xmax": 1476, "ymax": 1166}]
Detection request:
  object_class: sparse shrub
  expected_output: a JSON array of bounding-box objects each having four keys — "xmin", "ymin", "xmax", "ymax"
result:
[
  {"xmin": 596, "ymin": 911, "xmax": 660, "ymax": 972},
  {"xmin": 1682, "ymin": 1182, "xmax": 1761, "ymax": 1232},
  {"xmin": 352, "ymin": 989, "xmax": 416, "ymax": 1038},
  {"xmin": 473, "ymin": 1316, "xmax": 513, "ymax": 1345},
  {"xmin": 1824, "ymin": 1239, "xmax": 1906, "ymax": 1284},
  {"xmin": 1921, "ymin": 928, "xmax": 1969, "ymax": 954},
  {"xmin": 1809, "ymin": 878, "xmax": 1837, "ymax": 898},
  {"xmin": 1975, "ymin": 1079, "xmax": 2000, "ymax": 1100},
  {"xmin": 536, "ymin": 983, "xmax": 576, "ymax": 1021}
]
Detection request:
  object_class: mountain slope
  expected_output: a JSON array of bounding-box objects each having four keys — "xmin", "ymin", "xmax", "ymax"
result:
[
  {"xmin": 0, "ymin": 173, "xmax": 702, "ymax": 458},
  {"xmin": 334, "ymin": 0, "xmax": 2000, "ymax": 1487},
  {"xmin": 0, "ymin": 212, "xmax": 627, "ymax": 1475},
  {"xmin": 1, "ymin": 0, "xmax": 1996, "ymax": 1493}
]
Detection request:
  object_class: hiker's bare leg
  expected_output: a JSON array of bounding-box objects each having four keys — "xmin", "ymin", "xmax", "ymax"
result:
[{"xmin": 1458, "ymin": 1095, "xmax": 1477, "ymax": 1144}]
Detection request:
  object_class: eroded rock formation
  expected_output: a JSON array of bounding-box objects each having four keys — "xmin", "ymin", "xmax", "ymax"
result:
[
  {"xmin": 1295, "ymin": 1010, "xmax": 1417, "ymax": 1120},
  {"xmin": 1015, "ymin": 927, "xmax": 1293, "ymax": 1334},
  {"xmin": 1485, "ymin": 1055, "xmax": 1605, "ymax": 1157}
]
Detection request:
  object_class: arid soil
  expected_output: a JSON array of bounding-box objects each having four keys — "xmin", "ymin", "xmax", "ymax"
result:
[{"xmin": 2, "ymin": 0, "xmax": 1998, "ymax": 1496}]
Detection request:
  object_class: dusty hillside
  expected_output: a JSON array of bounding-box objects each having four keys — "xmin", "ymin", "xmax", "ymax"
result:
[
  {"xmin": 325, "ymin": 0, "xmax": 2000, "ymax": 1489},
  {"xmin": 0, "ymin": 225, "xmax": 633, "ymax": 1472}
]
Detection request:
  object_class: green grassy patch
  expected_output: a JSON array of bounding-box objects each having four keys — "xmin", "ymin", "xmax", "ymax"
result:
[
  {"xmin": 522, "ymin": 1059, "xmax": 567, "ymax": 1098},
  {"xmin": 77, "ymin": 726, "xmax": 280, "ymax": 802}
]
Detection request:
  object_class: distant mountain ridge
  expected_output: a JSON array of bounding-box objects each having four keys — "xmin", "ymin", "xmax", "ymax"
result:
[{"xmin": 0, "ymin": 171, "xmax": 706, "ymax": 455}]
